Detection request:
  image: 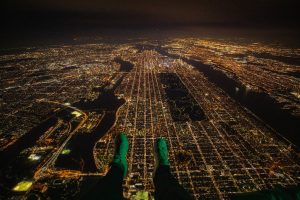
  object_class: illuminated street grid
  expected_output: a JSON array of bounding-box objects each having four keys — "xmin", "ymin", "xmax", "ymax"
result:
[
  {"xmin": 0, "ymin": 40, "xmax": 299, "ymax": 199},
  {"xmin": 164, "ymin": 38, "xmax": 300, "ymax": 117},
  {"xmin": 0, "ymin": 44, "xmax": 131, "ymax": 150},
  {"xmin": 95, "ymin": 49, "xmax": 300, "ymax": 199}
]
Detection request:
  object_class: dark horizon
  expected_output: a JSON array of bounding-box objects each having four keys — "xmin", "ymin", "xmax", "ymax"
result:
[
  {"xmin": 2, "ymin": 0, "xmax": 300, "ymax": 29},
  {"xmin": 1, "ymin": 0, "xmax": 300, "ymax": 48}
]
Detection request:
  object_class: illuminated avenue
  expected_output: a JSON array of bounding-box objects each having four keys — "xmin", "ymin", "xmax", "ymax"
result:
[{"xmin": 0, "ymin": 39, "xmax": 299, "ymax": 199}]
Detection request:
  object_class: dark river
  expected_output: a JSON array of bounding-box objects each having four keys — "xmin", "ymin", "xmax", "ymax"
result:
[
  {"xmin": 0, "ymin": 117, "xmax": 57, "ymax": 169},
  {"xmin": 156, "ymin": 47, "xmax": 300, "ymax": 148},
  {"xmin": 55, "ymin": 75, "xmax": 126, "ymax": 172}
]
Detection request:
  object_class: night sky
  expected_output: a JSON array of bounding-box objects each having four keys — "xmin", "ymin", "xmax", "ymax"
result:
[
  {"xmin": 2, "ymin": 0, "xmax": 299, "ymax": 27},
  {"xmin": 1, "ymin": 0, "xmax": 299, "ymax": 48}
]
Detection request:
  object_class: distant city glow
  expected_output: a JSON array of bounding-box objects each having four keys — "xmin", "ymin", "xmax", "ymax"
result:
[{"xmin": 1, "ymin": 37, "xmax": 299, "ymax": 199}]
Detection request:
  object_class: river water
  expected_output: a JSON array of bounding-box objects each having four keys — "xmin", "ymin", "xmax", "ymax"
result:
[{"xmin": 156, "ymin": 47, "xmax": 300, "ymax": 148}]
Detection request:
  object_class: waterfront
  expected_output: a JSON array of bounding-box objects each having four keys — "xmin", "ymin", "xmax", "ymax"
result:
[{"xmin": 0, "ymin": 36, "xmax": 299, "ymax": 199}]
